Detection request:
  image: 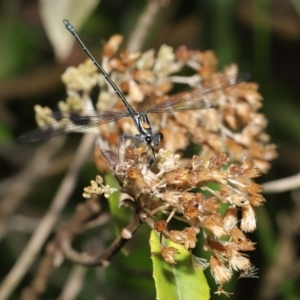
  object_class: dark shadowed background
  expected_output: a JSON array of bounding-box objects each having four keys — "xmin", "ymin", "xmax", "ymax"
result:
[{"xmin": 1, "ymin": 0, "xmax": 300, "ymax": 299}]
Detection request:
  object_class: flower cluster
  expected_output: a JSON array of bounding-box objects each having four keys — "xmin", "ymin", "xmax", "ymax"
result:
[
  {"xmin": 34, "ymin": 34, "xmax": 277, "ymax": 172},
  {"xmin": 92, "ymin": 145, "xmax": 264, "ymax": 292},
  {"xmin": 82, "ymin": 175, "xmax": 118, "ymax": 199},
  {"xmin": 32, "ymin": 33, "xmax": 274, "ymax": 293}
]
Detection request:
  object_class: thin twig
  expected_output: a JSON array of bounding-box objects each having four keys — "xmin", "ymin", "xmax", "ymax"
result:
[
  {"xmin": 57, "ymin": 265, "xmax": 87, "ymax": 300},
  {"xmin": 0, "ymin": 133, "xmax": 96, "ymax": 300},
  {"xmin": 60, "ymin": 213, "xmax": 142, "ymax": 266},
  {"xmin": 0, "ymin": 64, "xmax": 65, "ymax": 102},
  {"xmin": 262, "ymin": 172, "xmax": 300, "ymax": 193},
  {"xmin": 21, "ymin": 195, "xmax": 110, "ymax": 299},
  {"xmin": 126, "ymin": 0, "xmax": 169, "ymax": 52},
  {"xmin": 0, "ymin": 137, "xmax": 68, "ymax": 241}
]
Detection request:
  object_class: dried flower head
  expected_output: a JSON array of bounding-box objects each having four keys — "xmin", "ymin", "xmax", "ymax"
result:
[
  {"xmin": 35, "ymin": 35, "xmax": 276, "ymax": 173},
  {"xmin": 86, "ymin": 143, "xmax": 265, "ymax": 291}
]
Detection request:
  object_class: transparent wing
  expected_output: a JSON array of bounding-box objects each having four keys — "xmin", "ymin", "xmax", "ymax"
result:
[
  {"xmin": 48, "ymin": 110, "xmax": 132, "ymax": 124},
  {"xmin": 17, "ymin": 110, "xmax": 131, "ymax": 143},
  {"xmin": 146, "ymin": 73, "xmax": 250, "ymax": 113}
]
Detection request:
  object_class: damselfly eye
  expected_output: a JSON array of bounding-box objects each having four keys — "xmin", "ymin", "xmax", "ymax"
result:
[
  {"xmin": 158, "ymin": 132, "xmax": 163, "ymax": 141},
  {"xmin": 145, "ymin": 136, "xmax": 152, "ymax": 144}
]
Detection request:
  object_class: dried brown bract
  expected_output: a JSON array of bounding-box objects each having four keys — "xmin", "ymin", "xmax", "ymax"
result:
[{"xmin": 90, "ymin": 145, "xmax": 265, "ymax": 289}]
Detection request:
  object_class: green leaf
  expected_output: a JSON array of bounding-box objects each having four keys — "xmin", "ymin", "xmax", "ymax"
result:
[{"xmin": 150, "ymin": 231, "xmax": 210, "ymax": 300}]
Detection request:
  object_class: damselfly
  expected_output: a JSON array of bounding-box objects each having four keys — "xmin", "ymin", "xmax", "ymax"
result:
[{"xmin": 17, "ymin": 20, "xmax": 250, "ymax": 153}]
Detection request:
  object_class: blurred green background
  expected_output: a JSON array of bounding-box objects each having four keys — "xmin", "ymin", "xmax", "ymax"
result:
[{"xmin": 1, "ymin": 0, "xmax": 300, "ymax": 299}]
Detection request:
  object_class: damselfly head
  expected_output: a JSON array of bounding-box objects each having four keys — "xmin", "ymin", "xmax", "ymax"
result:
[{"xmin": 151, "ymin": 132, "xmax": 163, "ymax": 147}]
